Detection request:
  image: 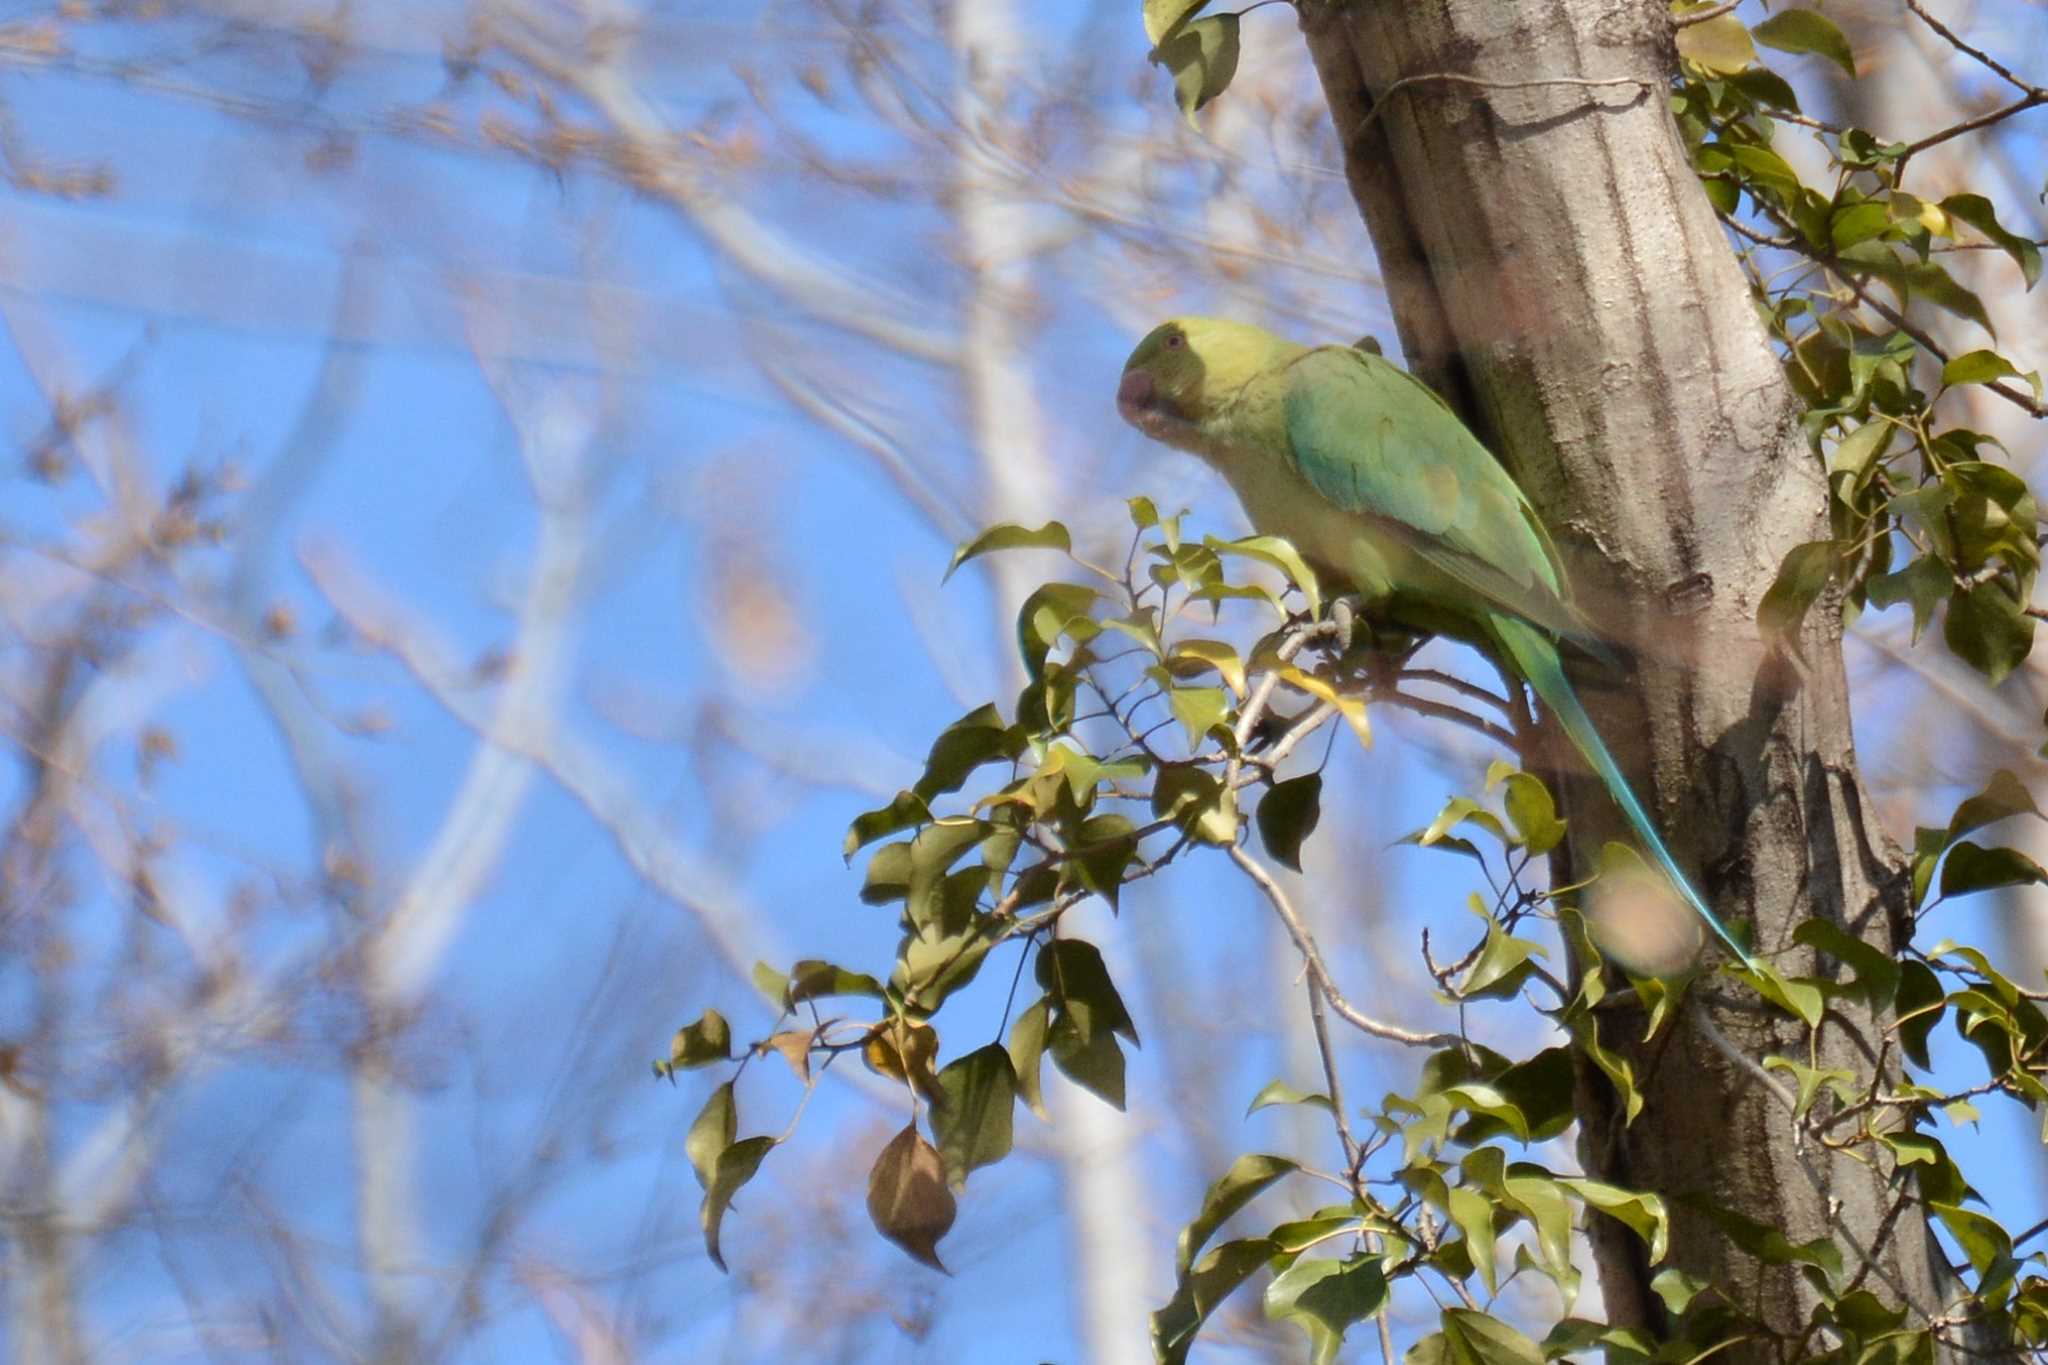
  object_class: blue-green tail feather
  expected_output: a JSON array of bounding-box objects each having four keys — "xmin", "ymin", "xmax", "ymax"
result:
[{"xmin": 1489, "ymin": 614, "xmax": 1755, "ymax": 969}]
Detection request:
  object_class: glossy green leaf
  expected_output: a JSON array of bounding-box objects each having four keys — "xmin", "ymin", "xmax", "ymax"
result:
[
  {"xmin": 912, "ymin": 702, "xmax": 1026, "ymax": 805},
  {"xmin": 1256, "ymin": 773, "xmax": 1323, "ymax": 873},
  {"xmin": 1943, "ymin": 349, "xmax": 2024, "ymax": 388},
  {"xmin": 1941, "ymin": 193, "xmax": 2043, "ymax": 289},
  {"xmin": 1175, "ymin": 1153, "xmax": 1298, "ymax": 1274},
  {"xmin": 945, "ymin": 521, "xmax": 1072, "ymax": 581},
  {"xmin": 1264, "ymin": 1254, "xmax": 1389, "ymax": 1365},
  {"xmin": 1940, "ymin": 841, "xmax": 2048, "ymax": 899},
  {"xmin": 1016, "ymin": 582, "xmax": 1100, "ymax": 682},
  {"xmin": 1038, "ymin": 938, "xmax": 1139, "ymax": 1043},
  {"xmin": 932, "ymin": 1044, "xmax": 1017, "ymax": 1188},
  {"xmin": 1828, "ymin": 419, "xmax": 1893, "ymax": 482},
  {"xmin": 1447, "ymin": 1183, "xmax": 1499, "ymax": 1292},
  {"xmin": 1246, "ymin": 1078, "xmax": 1335, "ymax": 1117},
  {"xmin": 1500, "ymin": 772, "xmax": 1566, "ymax": 855},
  {"xmin": 1416, "ymin": 1307, "xmax": 1546, "ymax": 1365},
  {"xmin": 1752, "ymin": 8, "xmax": 1856, "ymax": 76},
  {"xmin": 1152, "ymin": 1237, "xmax": 1278, "ymax": 1365},
  {"xmin": 702, "ymin": 1135, "xmax": 776, "ymax": 1272},
  {"xmin": 1950, "ymin": 769, "xmax": 2044, "ymax": 839},
  {"xmin": 866, "ymin": 1123, "xmax": 954, "ymax": 1271},
  {"xmin": 1562, "ymin": 1179, "xmax": 1669, "ymax": 1262}
]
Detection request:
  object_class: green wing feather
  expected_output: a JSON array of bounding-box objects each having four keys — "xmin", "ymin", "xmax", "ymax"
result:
[
  {"xmin": 1278, "ymin": 346, "xmax": 1754, "ymax": 968},
  {"xmin": 1279, "ymin": 348, "xmax": 1596, "ymax": 647}
]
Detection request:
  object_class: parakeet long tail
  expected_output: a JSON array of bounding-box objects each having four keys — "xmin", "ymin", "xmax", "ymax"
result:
[{"xmin": 1490, "ymin": 614, "xmax": 1756, "ymax": 969}]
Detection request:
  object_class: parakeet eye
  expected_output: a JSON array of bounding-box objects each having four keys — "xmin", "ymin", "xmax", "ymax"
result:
[{"xmin": 1164, "ymin": 332, "xmax": 1184, "ymax": 350}]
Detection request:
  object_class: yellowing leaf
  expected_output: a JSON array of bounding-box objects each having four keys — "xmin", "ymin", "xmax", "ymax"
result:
[
  {"xmin": 1675, "ymin": 8, "xmax": 1756, "ymax": 74},
  {"xmin": 1276, "ymin": 667, "xmax": 1370, "ymax": 748},
  {"xmin": 1168, "ymin": 639, "xmax": 1247, "ymax": 697}
]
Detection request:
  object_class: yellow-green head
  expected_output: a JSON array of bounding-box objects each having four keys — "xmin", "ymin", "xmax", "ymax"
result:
[{"xmin": 1116, "ymin": 317, "xmax": 1301, "ymax": 447}]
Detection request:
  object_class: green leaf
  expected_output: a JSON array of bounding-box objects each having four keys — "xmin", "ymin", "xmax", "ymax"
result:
[
  {"xmin": 1940, "ymin": 841, "xmax": 2048, "ymax": 899},
  {"xmin": 1500, "ymin": 772, "xmax": 1566, "ymax": 855},
  {"xmin": 685, "ymin": 1080, "xmax": 737, "ymax": 1190},
  {"xmin": 751, "ymin": 961, "xmax": 790, "ymax": 1007},
  {"xmin": 701, "ymin": 1135, "xmax": 775, "ymax": 1272},
  {"xmin": 1950, "ymin": 770, "xmax": 2044, "ymax": 839},
  {"xmin": 1256, "ymin": 774, "xmax": 1323, "ymax": 873},
  {"xmin": 892, "ymin": 916, "xmax": 1003, "ymax": 1014},
  {"xmin": 859, "ymin": 840, "xmax": 912, "ymax": 907},
  {"xmin": 945, "ymin": 521, "xmax": 1072, "ymax": 581},
  {"xmin": 1757, "ymin": 539, "xmax": 1837, "ymax": 647},
  {"xmin": 1174, "ymin": 1152, "xmax": 1298, "ymax": 1274},
  {"xmin": 1945, "ymin": 580, "xmax": 2035, "ymax": 685},
  {"xmin": 1142, "ymin": 0, "xmax": 1209, "ymax": 45},
  {"xmin": 1650, "ymin": 1266, "xmax": 1710, "ymax": 1315},
  {"xmin": 1752, "ymin": 8, "xmax": 1856, "ymax": 76},
  {"xmin": 1865, "ymin": 555, "xmax": 1951, "ymax": 642},
  {"xmin": 1166, "ymin": 638, "xmax": 1247, "ymax": 697},
  {"xmin": 1675, "ymin": 9, "xmax": 1756, "ymax": 74},
  {"xmin": 1423, "ymin": 1307, "xmax": 1547, "ymax": 1365},
  {"xmin": 1941, "ymin": 193, "xmax": 2043, "ymax": 289},
  {"xmin": 1264, "ymin": 1254, "xmax": 1389, "ymax": 1365},
  {"xmin": 664, "ymin": 1009, "xmax": 733, "ymax": 1072},
  {"xmin": 1038, "ymin": 938, "xmax": 1139, "ymax": 1043},
  {"xmin": 1152, "ymin": 1237, "xmax": 1278, "ymax": 1365},
  {"xmin": 931, "ymin": 1044, "xmax": 1017, "ymax": 1188},
  {"xmin": 1246, "ymin": 1078, "xmax": 1335, "ymax": 1117},
  {"xmin": 1150, "ymin": 13, "xmax": 1240, "ymax": 126},
  {"xmin": 912, "ymin": 703, "xmax": 1026, "ymax": 805},
  {"xmin": 1943, "ymin": 349, "xmax": 2027, "ymax": 389},
  {"xmin": 787, "ymin": 960, "xmax": 886, "ymax": 1003},
  {"xmin": 1016, "ymin": 582, "xmax": 1100, "ymax": 682},
  {"xmin": 1152, "ymin": 763, "xmax": 1239, "ymax": 844},
  {"xmin": 842, "ymin": 790, "xmax": 932, "ymax": 860},
  {"xmin": 1457, "ymin": 915, "xmax": 1544, "ymax": 1003},
  {"xmin": 1048, "ymin": 1011, "xmax": 1126, "ymax": 1108},
  {"xmin": 1560, "ymin": 1179, "xmax": 1669, "ymax": 1262},
  {"xmin": 1905, "ymin": 260, "xmax": 1995, "ymax": 337},
  {"xmin": 1447, "ymin": 1183, "xmax": 1499, "ymax": 1293},
  {"xmin": 1207, "ymin": 534, "xmax": 1323, "ymax": 617},
  {"xmin": 1829, "ymin": 199, "xmax": 1892, "ymax": 251},
  {"xmin": 1828, "ymin": 419, "xmax": 1893, "ymax": 483},
  {"xmin": 1073, "ymin": 812, "xmax": 1140, "ymax": 909},
  {"xmin": 866, "ymin": 1123, "xmax": 955, "ymax": 1272},
  {"xmin": 1008, "ymin": 996, "xmax": 1052, "ymax": 1121},
  {"xmin": 1791, "ymin": 918, "xmax": 1900, "ymax": 1008},
  {"xmin": 1729, "ymin": 144, "xmax": 1802, "ymax": 202},
  {"xmin": 1166, "ymin": 683, "xmax": 1230, "ymax": 751},
  {"xmin": 1896, "ymin": 959, "xmax": 1944, "ymax": 1069}
]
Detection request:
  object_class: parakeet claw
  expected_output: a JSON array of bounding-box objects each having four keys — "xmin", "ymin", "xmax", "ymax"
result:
[{"xmin": 1329, "ymin": 596, "xmax": 1357, "ymax": 653}]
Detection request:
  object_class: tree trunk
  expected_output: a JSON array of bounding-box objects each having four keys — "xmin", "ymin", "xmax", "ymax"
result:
[{"xmin": 1296, "ymin": 0, "xmax": 1957, "ymax": 1353}]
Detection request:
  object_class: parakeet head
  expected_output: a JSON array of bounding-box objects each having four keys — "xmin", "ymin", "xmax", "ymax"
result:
[{"xmin": 1116, "ymin": 317, "xmax": 1296, "ymax": 448}]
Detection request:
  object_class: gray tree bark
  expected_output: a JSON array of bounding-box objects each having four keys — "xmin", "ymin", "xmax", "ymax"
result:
[{"xmin": 1296, "ymin": 0, "xmax": 1959, "ymax": 1354}]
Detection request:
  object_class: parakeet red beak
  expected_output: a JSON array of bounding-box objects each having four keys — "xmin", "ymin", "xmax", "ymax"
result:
[{"xmin": 1116, "ymin": 367, "xmax": 1156, "ymax": 422}]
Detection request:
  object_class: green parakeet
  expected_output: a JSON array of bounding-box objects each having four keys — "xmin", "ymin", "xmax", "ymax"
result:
[{"xmin": 1116, "ymin": 316, "xmax": 1750, "ymax": 968}]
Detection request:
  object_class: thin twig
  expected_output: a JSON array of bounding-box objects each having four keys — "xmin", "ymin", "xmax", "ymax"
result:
[{"xmin": 1229, "ymin": 845, "xmax": 1460, "ymax": 1049}]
